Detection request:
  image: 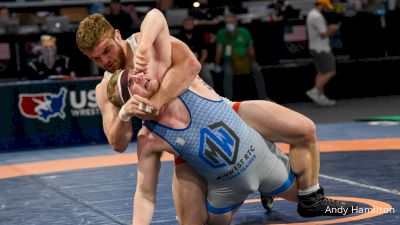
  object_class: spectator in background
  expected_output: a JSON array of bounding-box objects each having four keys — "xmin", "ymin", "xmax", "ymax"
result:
[
  {"xmin": 123, "ymin": 3, "xmax": 141, "ymax": 30},
  {"xmin": 189, "ymin": 0, "xmax": 220, "ymax": 25},
  {"xmin": 215, "ymin": 14, "xmax": 269, "ymax": 100},
  {"xmin": 0, "ymin": 7, "xmax": 10, "ymax": 34},
  {"xmin": 177, "ymin": 17, "xmax": 214, "ymax": 87},
  {"xmin": 0, "ymin": 7, "xmax": 10, "ymax": 20},
  {"xmin": 105, "ymin": 0, "xmax": 133, "ymax": 39},
  {"xmin": 28, "ymin": 35, "xmax": 75, "ymax": 80},
  {"xmin": 89, "ymin": 2, "xmax": 106, "ymax": 14},
  {"xmin": 360, "ymin": 0, "xmax": 387, "ymax": 15},
  {"xmin": 156, "ymin": 0, "xmax": 174, "ymax": 15},
  {"xmin": 305, "ymin": 0, "xmax": 338, "ymax": 106},
  {"xmin": 0, "ymin": 7, "xmax": 20, "ymax": 35},
  {"xmin": 267, "ymin": 0, "xmax": 299, "ymax": 21}
]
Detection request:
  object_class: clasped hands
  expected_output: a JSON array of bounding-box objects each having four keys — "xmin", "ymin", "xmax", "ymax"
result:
[{"xmin": 122, "ymin": 44, "xmax": 160, "ymax": 121}]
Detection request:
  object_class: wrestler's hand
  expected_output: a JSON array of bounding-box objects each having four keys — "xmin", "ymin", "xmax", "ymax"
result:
[
  {"xmin": 134, "ymin": 44, "xmax": 150, "ymax": 74},
  {"xmin": 123, "ymin": 94, "xmax": 159, "ymax": 120}
]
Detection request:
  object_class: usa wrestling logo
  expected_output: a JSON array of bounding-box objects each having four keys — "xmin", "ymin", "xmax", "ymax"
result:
[
  {"xmin": 199, "ymin": 121, "xmax": 239, "ymax": 168},
  {"xmin": 18, "ymin": 88, "xmax": 67, "ymax": 123}
]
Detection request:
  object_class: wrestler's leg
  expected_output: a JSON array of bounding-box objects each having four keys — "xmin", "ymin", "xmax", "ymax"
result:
[
  {"xmin": 173, "ymin": 161, "xmax": 208, "ymax": 225},
  {"xmin": 236, "ymin": 100, "xmax": 319, "ymax": 190},
  {"xmin": 237, "ymin": 101, "xmax": 357, "ymax": 217},
  {"xmin": 207, "ymin": 208, "xmax": 239, "ymax": 225},
  {"xmin": 276, "ymin": 181, "xmax": 299, "ymax": 203}
]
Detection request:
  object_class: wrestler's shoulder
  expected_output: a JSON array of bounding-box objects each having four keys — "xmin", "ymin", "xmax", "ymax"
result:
[{"xmin": 96, "ymin": 77, "xmax": 108, "ymax": 92}]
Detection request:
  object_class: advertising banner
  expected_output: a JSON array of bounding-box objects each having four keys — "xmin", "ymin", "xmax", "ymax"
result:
[{"xmin": 0, "ymin": 78, "xmax": 108, "ymax": 151}]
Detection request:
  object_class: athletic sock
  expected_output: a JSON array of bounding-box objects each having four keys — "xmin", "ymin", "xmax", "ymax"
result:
[{"xmin": 298, "ymin": 183, "xmax": 320, "ymax": 196}]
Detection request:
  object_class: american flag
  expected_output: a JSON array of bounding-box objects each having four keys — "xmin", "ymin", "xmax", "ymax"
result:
[
  {"xmin": 284, "ymin": 25, "xmax": 307, "ymax": 42},
  {"xmin": 0, "ymin": 43, "xmax": 11, "ymax": 60}
]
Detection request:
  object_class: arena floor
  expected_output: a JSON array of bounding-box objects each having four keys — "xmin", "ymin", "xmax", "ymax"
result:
[{"xmin": 1, "ymin": 96, "xmax": 399, "ymax": 225}]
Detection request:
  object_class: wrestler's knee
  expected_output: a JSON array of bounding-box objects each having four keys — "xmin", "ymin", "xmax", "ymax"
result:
[
  {"xmin": 178, "ymin": 212, "xmax": 207, "ymax": 225},
  {"xmin": 294, "ymin": 117, "xmax": 318, "ymax": 146},
  {"xmin": 207, "ymin": 213, "xmax": 232, "ymax": 225}
]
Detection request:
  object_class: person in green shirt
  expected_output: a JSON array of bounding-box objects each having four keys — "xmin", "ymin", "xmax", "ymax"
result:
[{"xmin": 215, "ymin": 14, "xmax": 268, "ymax": 100}]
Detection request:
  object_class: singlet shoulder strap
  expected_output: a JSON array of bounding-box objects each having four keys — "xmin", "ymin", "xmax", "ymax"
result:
[{"xmin": 127, "ymin": 34, "xmax": 138, "ymax": 53}]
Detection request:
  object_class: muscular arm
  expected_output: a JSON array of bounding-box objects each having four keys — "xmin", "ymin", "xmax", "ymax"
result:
[
  {"xmin": 96, "ymin": 79, "xmax": 133, "ymax": 152},
  {"xmin": 98, "ymin": 9, "xmax": 199, "ymax": 149},
  {"xmin": 135, "ymin": 8, "xmax": 171, "ymax": 68},
  {"xmin": 149, "ymin": 37, "xmax": 201, "ymax": 110},
  {"xmin": 135, "ymin": 8, "xmax": 200, "ymax": 112},
  {"xmin": 133, "ymin": 131, "xmax": 163, "ymax": 224}
]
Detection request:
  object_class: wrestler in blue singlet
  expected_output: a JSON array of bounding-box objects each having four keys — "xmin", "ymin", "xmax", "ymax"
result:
[{"xmin": 143, "ymin": 90, "xmax": 295, "ymax": 214}]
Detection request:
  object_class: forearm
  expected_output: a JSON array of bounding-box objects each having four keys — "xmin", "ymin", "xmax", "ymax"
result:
[
  {"xmin": 106, "ymin": 117, "xmax": 133, "ymax": 153},
  {"xmin": 97, "ymin": 82, "xmax": 134, "ymax": 153},
  {"xmin": 248, "ymin": 45, "xmax": 256, "ymax": 61},
  {"xmin": 321, "ymin": 31, "xmax": 332, "ymax": 38},
  {"xmin": 321, "ymin": 26, "xmax": 337, "ymax": 38},
  {"xmin": 149, "ymin": 40, "xmax": 201, "ymax": 108},
  {"xmin": 150, "ymin": 62, "xmax": 200, "ymax": 107},
  {"xmin": 139, "ymin": 9, "xmax": 167, "ymax": 51}
]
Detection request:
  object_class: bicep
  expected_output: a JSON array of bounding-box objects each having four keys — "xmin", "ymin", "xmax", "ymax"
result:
[
  {"xmin": 170, "ymin": 37, "xmax": 194, "ymax": 63},
  {"xmin": 153, "ymin": 27, "xmax": 172, "ymax": 64}
]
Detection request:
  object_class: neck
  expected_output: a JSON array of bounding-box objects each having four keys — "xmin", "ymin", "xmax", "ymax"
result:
[{"xmin": 124, "ymin": 40, "xmax": 134, "ymax": 70}]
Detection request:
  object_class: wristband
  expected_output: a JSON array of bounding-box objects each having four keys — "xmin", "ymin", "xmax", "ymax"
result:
[{"xmin": 118, "ymin": 104, "xmax": 131, "ymax": 121}]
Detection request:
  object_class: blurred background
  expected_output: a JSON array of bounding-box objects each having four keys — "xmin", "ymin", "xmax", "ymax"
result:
[{"xmin": 0, "ymin": 0, "xmax": 399, "ymax": 151}]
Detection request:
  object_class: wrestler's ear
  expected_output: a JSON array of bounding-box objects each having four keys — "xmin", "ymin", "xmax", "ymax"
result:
[{"xmin": 114, "ymin": 29, "xmax": 122, "ymax": 41}]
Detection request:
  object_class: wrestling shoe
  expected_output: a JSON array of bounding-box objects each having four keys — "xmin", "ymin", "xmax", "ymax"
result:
[
  {"xmin": 260, "ymin": 191, "xmax": 274, "ymax": 211},
  {"xmin": 297, "ymin": 187, "xmax": 357, "ymax": 217}
]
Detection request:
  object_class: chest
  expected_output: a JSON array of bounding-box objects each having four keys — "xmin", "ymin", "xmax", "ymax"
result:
[{"xmin": 157, "ymin": 100, "xmax": 190, "ymax": 129}]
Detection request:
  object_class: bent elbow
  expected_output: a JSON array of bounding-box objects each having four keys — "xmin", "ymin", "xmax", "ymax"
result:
[
  {"xmin": 189, "ymin": 58, "xmax": 202, "ymax": 76},
  {"xmin": 110, "ymin": 141, "xmax": 129, "ymax": 153}
]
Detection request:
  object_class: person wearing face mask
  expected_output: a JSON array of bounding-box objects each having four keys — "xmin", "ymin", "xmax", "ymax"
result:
[
  {"xmin": 177, "ymin": 17, "xmax": 214, "ymax": 88},
  {"xmin": 28, "ymin": 35, "xmax": 75, "ymax": 80},
  {"xmin": 215, "ymin": 14, "xmax": 269, "ymax": 101}
]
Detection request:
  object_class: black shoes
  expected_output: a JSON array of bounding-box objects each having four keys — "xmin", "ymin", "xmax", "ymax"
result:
[
  {"xmin": 297, "ymin": 187, "xmax": 358, "ymax": 217},
  {"xmin": 260, "ymin": 191, "xmax": 274, "ymax": 212}
]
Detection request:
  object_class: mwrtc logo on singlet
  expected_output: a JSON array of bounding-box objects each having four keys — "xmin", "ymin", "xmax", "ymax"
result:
[{"xmin": 199, "ymin": 121, "xmax": 239, "ymax": 168}]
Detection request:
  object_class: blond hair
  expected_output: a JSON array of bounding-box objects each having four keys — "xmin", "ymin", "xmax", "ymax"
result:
[
  {"xmin": 76, "ymin": 13, "xmax": 115, "ymax": 53},
  {"xmin": 107, "ymin": 70, "xmax": 123, "ymax": 108}
]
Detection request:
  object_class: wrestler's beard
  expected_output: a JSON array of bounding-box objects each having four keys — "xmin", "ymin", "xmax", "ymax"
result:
[
  {"xmin": 116, "ymin": 42, "xmax": 126, "ymax": 70},
  {"xmin": 105, "ymin": 39, "xmax": 126, "ymax": 72}
]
